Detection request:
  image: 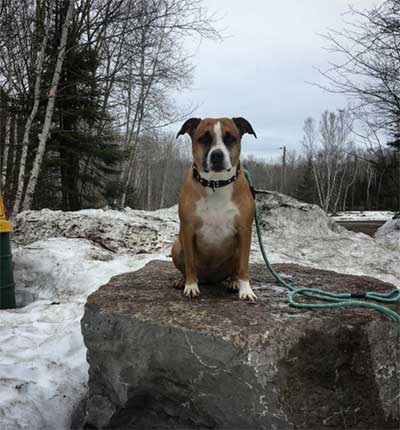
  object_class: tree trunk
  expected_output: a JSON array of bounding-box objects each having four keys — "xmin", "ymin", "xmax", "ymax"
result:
[
  {"xmin": 146, "ymin": 161, "xmax": 151, "ymax": 210},
  {"xmin": 120, "ymin": 21, "xmax": 166, "ymax": 207},
  {"xmin": 1, "ymin": 115, "xmax": 11, "ymax": 193},
  {"xmin": 366, "ymin": 166, "xmax": 373, "ymax": 210},
  {"xmin": 342, "ymin": 157, "xmax": 359, "ymax": 211},
  {"xmin": 311, "ymin": 161, "xmax": 324, "ymax": 209},
  {"xmin": 159, "ymin": 165, "xmax": 168, "ymax": 208},
  {"xmin": 60, "ymin": 147, "xmax": 80, "ymax": 211},
  {"xmin": 22, "ymin": 0, "xmax": 74, "ymax": 211},
  {"xmin": 11, "ymin": 114, "xmax": 19, "ymax": 195},
  {"xmin": 119, "ymin": 34, "xmax": 146, "ymax": 208},
  {"xmin": 375, "ymin": 170, "xmax": 385, "ymax": 209},
  {"xmin": 120, "ymin": 115, "xmax": 143, "ymax": 207},
  {"xmin": 13, "ymin": 7, "xmax": 50, "ymax": 213}
]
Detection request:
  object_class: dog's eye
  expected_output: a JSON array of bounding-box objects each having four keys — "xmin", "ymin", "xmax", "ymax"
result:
[
  {"xmin": 223, "ymin": 132, "xmax": 236, "ymax": 146},
  {"xmin": 198, "ymin": 131, "xmax": 212, "ymax": 145}
]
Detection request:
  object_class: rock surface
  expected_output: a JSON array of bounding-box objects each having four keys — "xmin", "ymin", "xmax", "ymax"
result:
[
  {"xmin": 81, "ymin": 260, "xmax": 400, "ymax": 429},
  {"xmin": 375, "ymin": 218, "xmax": 400, "ymax": 252}
]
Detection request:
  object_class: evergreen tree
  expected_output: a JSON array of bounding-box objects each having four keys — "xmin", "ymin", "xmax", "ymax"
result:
[
  {"xmin": 35, "ymin": 3, "xmax": 122, "ymax": 210},
  {"xmin": 295, "ymin": 157, "xmax": 316, "ymax": 204}
]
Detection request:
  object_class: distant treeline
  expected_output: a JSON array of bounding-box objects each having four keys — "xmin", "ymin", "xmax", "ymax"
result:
[{"xmin": 121, "ymin": 108, "xmax": 398, "ymax": 213}]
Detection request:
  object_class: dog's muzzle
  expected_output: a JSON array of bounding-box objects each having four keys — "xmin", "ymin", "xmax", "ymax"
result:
[{"xmin": 210, "ymin": 149, "xmax": 225, "ymax": 172}]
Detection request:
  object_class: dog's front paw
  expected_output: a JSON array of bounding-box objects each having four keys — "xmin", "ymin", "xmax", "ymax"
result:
[
  {"xmin": 239, "ymin": 280, "xmax": 257, "ymax": 301},
  {"xmin": 183, "ymin": 282, "xmax": 200, "ymax": 298}
]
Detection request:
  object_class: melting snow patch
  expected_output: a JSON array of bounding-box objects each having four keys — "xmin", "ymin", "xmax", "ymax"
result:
[
  {"xmin": 331, "ymin": 211, "xmax": 394, "ymax": 222},
  {"xmin": 375, "ymin": 219, "xmax": 400, "ymax": 252},
  {"xmin": 1, "ymin": 237, "xmax": 168, "ymax": 430}
]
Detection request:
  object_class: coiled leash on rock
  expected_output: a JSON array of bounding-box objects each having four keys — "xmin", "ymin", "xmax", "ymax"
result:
[{"xmin": 243, "ymin": 168, "xmax": 400, "ymax": 323}]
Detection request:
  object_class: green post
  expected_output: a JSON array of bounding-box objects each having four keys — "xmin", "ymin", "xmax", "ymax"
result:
[{"xmin": 0, "ymin": 194, "xmax": 16, "ymax": 309}]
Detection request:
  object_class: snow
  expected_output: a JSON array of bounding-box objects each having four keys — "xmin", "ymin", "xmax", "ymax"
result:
[
  {"xmin": 12, "ymin": 207, "xmax": 179, "ymax": 253},
  {"xmin": 250, "ymin": 192, "xmax": 400, "ymax": 287},
  {"xmin": 375, "ymin": 218, "xmax": 400, "ymax": 252},
  {"xmin": 1, "ymin": 238, "xmax": 169, "ymax": 430},
  {"xmin": 2, "ymin": 198, "xmax": 400, "ymax": 429},
  {"xmin": 331, "ymin": 211, "xmax": 394, "ymax": 222}
]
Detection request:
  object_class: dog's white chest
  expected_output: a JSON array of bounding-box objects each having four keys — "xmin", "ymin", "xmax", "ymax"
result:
[{"xmin": 196, "ymin": 187, "xmax": 239, "ymax": 247}]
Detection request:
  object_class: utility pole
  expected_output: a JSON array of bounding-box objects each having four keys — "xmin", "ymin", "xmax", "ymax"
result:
[{"xmin": 280, "ymin": 146, "xmax": 286, "ymax": 194}]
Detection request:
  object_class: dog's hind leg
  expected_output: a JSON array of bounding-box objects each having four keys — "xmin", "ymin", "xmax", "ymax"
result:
[
  {"xmin": 227, "ymin": 251, "xmax": 240, "ymax": 291},
  {"xmin": 172, "ymin": 239, "xmax": 185, "ymax": 272},
  {"xmin": 227, "ymin": 276, "xmax": 240, "ymax": 291},
  {"xmin": 171, "ymin": 239, "xmax": 186, "ymax": 290}
]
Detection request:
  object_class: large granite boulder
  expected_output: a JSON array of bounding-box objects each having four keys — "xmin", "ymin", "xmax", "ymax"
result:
[{"xmin": 80, "ymin": 260, "xmax": 400, "ymax": 429}]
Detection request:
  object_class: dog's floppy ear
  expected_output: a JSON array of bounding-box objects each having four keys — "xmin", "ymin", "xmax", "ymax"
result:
[
  {"xmin": 176, "ymin": 117, "xmax": 201, "ymax": 139},
  {"xmin": 232, "ymin": 117, "xmax": 257, "ymax": 138}
]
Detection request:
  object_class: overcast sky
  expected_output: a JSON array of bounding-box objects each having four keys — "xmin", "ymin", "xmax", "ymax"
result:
[{"xmin": 172, "ymin": 0, "xmax": 374, "ymax": 160}]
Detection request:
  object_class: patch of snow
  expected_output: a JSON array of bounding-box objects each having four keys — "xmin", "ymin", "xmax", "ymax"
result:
[
  {"xmin": 1, "ymin": 238, "xmax": 168, "ymax": 430},
  {"xmin": 375, "ymin": 219, "xmax": 400, "ymax": 252},
  {"xmin": 331, "ymin": 211, "xmax": 394, "ymax": 222}
]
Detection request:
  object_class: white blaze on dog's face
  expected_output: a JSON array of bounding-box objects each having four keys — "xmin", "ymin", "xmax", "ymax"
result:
[
  {"xmin": 176, "ymin": 117, "xmax": 257, "ymax": 173},
  {"xmin": 207, "ymin": 121, "xmax": 233, "ymax": 172}
]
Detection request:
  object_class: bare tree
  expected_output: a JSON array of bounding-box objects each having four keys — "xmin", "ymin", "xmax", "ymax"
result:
[
  {"xmin": 22, "ymin": 0, "xmax": 75, "ymax": 211},
  {"xmin": 302, "ymin": 117, "xmax": 324, "ymax": 208},
  {"xmin": 302, "ymin": 110, "xmax": 353, "ymax": 212},
  {"xmin": 117, "ymin": 0, "xmax": 218, "ymax": 207},
  {"xmin": 319, "ymin": 0, "xmax": 400, "ymax": 139},
  {"xmin": 341, "ymin": 153, "xmax": 359, "ymax": 211},
  {"xmin": 1, "ymin": 114, "xmax": 11, "ymax": 191},
  {"xmin": 13, "ymin": 1, "xmax": 51, "ymax": 213}
]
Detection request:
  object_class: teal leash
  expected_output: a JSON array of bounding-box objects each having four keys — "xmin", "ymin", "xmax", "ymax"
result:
[{"xmin": 243, "ymin": 168, "xmax": 400, "ymax": 323}]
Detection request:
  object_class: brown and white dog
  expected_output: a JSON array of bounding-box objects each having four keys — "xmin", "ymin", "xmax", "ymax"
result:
[{"xmin": 171, "ymin": 117, "xmax": 257, "ymax": 301}]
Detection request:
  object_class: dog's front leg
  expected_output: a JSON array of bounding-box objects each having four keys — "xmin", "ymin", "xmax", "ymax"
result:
[
  {"xmin": 237, "ymin": 224, "xmax": 257, "ymax": 301},
  {"xmin": 180, "ymin": 224, "xmax": 200, "ymax": 298}
]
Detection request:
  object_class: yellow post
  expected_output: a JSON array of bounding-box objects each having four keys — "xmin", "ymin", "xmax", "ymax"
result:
[
  {"xmin": 0, "ymin": 194, "xmax": 16, "ymax": 309},
  {"xmin": 0, "ymin": 194, "xmax": 12, "ymax": 233}
]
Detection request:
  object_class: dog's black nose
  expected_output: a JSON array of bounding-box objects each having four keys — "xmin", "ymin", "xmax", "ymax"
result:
[{"xmin": 210, "ymin": 150, "xmax": 224, "ymax": 164}]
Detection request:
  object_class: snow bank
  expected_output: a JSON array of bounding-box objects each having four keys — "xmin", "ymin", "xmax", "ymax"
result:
[
  {"xmin": 13, "ymin": 196, "xmax": 400, "ymax": 287},
  {"xmin": 375, "ymin": 218, "xmax": 400, "ymax": 252},
  {"xmin": 1, "ymin": 238, "xmax": 167, "ymax": 430},
  {"xmin": 252, "ymin": 191, "xmax": 400, "ymax": 287},
  {"xmin": 12, "ymin": 206, "xmax": 179, "ymax": 253},
  {"xmin": 331, "ymin": 211, "xmax": 394, "ymax": 222}
]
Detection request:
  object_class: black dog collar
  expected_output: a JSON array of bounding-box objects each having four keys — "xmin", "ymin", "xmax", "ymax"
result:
[{"xmin": 192, "ymin": 163, "xmax": 241, "ymax": 191}]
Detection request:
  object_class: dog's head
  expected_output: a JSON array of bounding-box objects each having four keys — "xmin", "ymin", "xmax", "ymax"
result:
[{"xmin": 177, "ymin": 117, "xmax": 256, "ymax": 173}]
